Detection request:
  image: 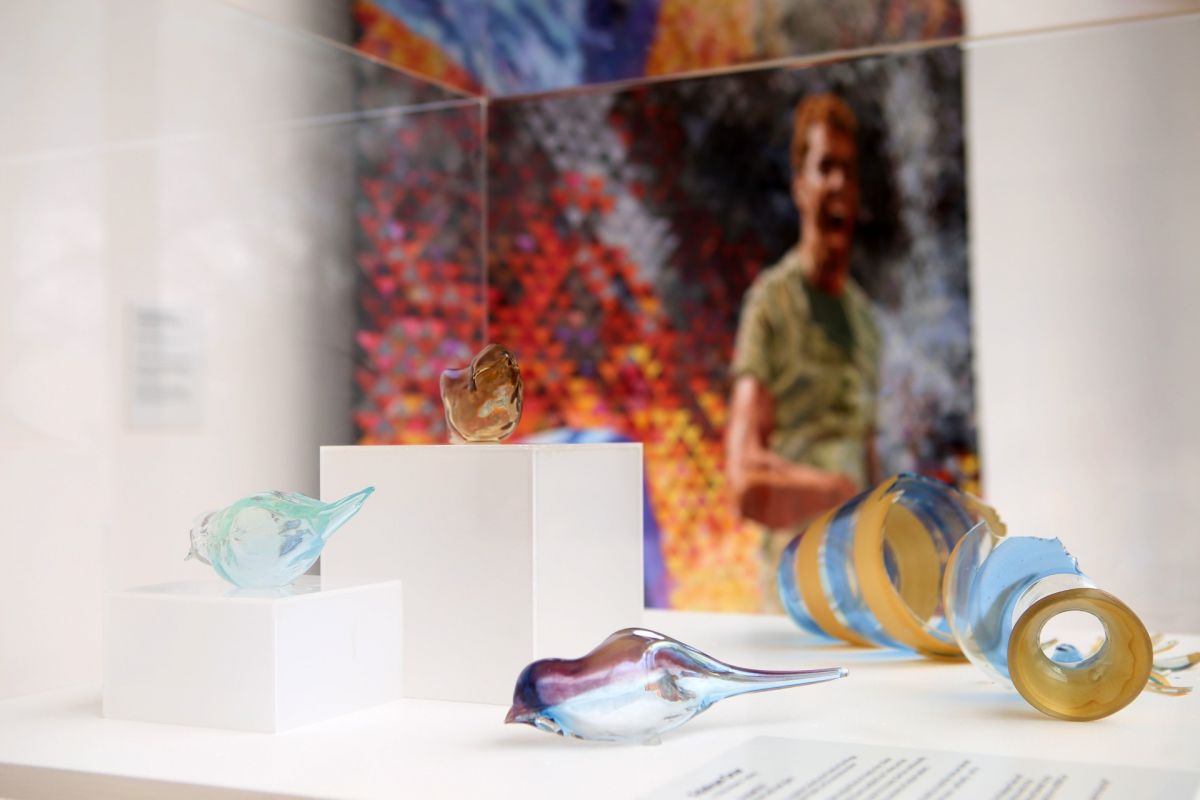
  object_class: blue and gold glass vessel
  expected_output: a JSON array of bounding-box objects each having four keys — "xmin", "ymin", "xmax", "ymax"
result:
[{"xmin": 778, "ymin": 474, "xmax": 1152, "ymax": 720}]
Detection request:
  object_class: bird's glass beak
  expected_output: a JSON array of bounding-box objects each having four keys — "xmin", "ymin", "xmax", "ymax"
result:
[{"xmin": 504, "ymin": 705, "xmax": 533, "ymax": 725}]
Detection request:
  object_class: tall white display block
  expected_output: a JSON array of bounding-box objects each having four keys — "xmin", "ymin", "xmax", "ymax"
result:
[
  {"xmin": 320, "ymin": 443, "xmax": 644, "ymax": 705},
  {"xmin": 103, "ymin": 578, "xmax": 402, "ymax": 732}
]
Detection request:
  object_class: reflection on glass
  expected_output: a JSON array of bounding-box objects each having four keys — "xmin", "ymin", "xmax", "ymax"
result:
[
  {"xmin": 1, "ymin": 0, "xmax": 470, "ymax": 162},
  {"xmin": 353, "ymin": 0, "xmax": 965, "ymax": 95},
  {"xmin": 187, "ymin": 488, "xmax": 374, "ymax": 588},
  {"xmin": 224, "ymin": 574, "xmax": 325, "ymax": 600},
  {"xmin": 1149, "ymin": 636, "xmax": 1200, "ymax": 697},
  {"xmin": 505, "ymin": 628, "xmax": 845, "ymax": 743},
  {"xmin": 352, "ymin": 100, "xmax": 486, "ymax": 445},
  {"xmin": 476, "ymin": 45, "xmax": 974, "ymax": 612}
]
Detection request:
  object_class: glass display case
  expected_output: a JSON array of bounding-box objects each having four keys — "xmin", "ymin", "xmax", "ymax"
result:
[
  {"xmin": 0, "ymin": 0, "xmax": 482, "ymax": 698},
  {"xmin": 2, "ymin": 0, "xmax": 1198, "ymax": 711}
]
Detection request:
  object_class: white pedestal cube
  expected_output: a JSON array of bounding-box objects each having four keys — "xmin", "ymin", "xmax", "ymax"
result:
[
  {"xmin": 320, "ymin": 443, "xmax": 643, "ymax": 705},
  {"xmin": 103, "ymin": 578, "xmax": 402, "ymax": 732}
]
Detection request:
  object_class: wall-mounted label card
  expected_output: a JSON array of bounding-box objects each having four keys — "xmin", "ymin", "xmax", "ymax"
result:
[
  {"xmin": 126, "ymin": 304, "xmax": 204, "ymax": 430},
  {"xmin": 647, "ymin": 737, "xmax": 1198, "ymax": 800}
]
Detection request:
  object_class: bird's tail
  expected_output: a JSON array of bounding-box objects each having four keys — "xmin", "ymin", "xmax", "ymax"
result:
[
  {"xmin": 319, "ymin": 486, "xmax": 375, "ymax": 539},
  {"xmin": 705, "ymin": 665, "xmax": 848, "ymax": 704}
]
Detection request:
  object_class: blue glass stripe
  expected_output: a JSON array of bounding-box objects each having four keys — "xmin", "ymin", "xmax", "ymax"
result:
[
  {"xmin": 820, "ymin": 493, "xmax": 905, "ymax": 649},
  {"xmin": 777, "ymin": 534, "xmax": 828, "ymax": 638}
]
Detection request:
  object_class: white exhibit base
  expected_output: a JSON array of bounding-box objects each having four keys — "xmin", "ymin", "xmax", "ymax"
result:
[
  {"xmin": 4, "ymin": 613, "xmax": 1198, "ymax": 800},
  {"xmin": 320, "ymin": 443, "xmax": 644, "ymax": 705},
  {"xmin": 103, "ymin": 577, "xmax": 402, "ymax": 732}
]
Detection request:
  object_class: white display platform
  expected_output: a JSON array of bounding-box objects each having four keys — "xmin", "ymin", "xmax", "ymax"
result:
[
  {"xmin": 320, "ymin": 443, "xmax": 644, "ymax": 704},
  {"xmin": 103, "ymin": 577, "xmax": 402, "ymax": 732},
  {"xmin": 2, "ymin": 611, "xmax": 1197, "ymax": 800}
]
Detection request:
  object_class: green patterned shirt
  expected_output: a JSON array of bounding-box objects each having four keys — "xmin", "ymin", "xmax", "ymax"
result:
[{"xmin": 731, "ymin": 248, "xmax": 880, "ymax": 489}]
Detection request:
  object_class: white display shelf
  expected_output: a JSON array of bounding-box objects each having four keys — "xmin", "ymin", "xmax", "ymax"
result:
[
  {"xmin": 320, "ymin": 443, "xmax": 644, "ymax": 704},
  {"xmin": 0, "ymin": 610, "xmax": 1196, "ymax": 799},
  {"xmin": 103, "ymin": 578, "xmax": 403, "ymax": 733}
]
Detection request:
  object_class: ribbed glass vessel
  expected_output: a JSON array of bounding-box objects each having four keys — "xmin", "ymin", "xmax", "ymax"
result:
[
  {"xmin": 944, "ymin": 522, "xmax": 1152, "ymax": 721},
  {"xmin": 778, "ymin": 474, "xmax": 1152, "ymax": 720},
  {"xmin": 778, "ymin": 473, "xmax": 1003, "ymax": 656}
]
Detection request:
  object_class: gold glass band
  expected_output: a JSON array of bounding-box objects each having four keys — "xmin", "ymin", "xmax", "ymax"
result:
[
  {"xmin": 853, "ymin": 480, "xmax": 960, "ymax": 655},
  {"xmin": 795, "ymin": 508, "xmax": 873, "ymax": 646},
  {"xmin": 1008, "ymin": 587, "xmax": 1152, "ymax": 721}
]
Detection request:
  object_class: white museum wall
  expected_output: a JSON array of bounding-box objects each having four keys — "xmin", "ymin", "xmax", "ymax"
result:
[
  {"xmin": 965, "ymin": 0, "xmax": 1200, "ymax": 37},
  {"xmin": 220, "ymin": 0, "xmax": 352, "ymax": 44},
  {"xmin": 0, "ymin": 0, "xmax": 359, "ymax": 699},
  {"xmin": 967, "ymin": 15, "xmax": 1200, "ymax": 631},
  {"xmin": 0, "ymin": 0, "xmax": 110, "ymax": 703}
]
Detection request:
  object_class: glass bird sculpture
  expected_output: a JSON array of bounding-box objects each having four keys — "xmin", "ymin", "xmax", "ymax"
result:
[
  {"xmin": 186, "ymin": 487, "xmax": 374, "ymax": 588},
  {"xmin": 504, "ymin": 628, "xmax": 847, "ymax": 744},
  {"xmin": 440, "ymin": 343, "xmax": 523, "ymax": 442}
]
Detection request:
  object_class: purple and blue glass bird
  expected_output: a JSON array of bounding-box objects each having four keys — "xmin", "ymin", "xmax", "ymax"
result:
[{"xmin": 505, "ymin": 628, "xmax": 847, "ymax": 743}]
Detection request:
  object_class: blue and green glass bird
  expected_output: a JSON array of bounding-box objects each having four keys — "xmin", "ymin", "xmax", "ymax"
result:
[{"xmin": 186, "ymin": 487, "xmax": 374, "ymax": 588}]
